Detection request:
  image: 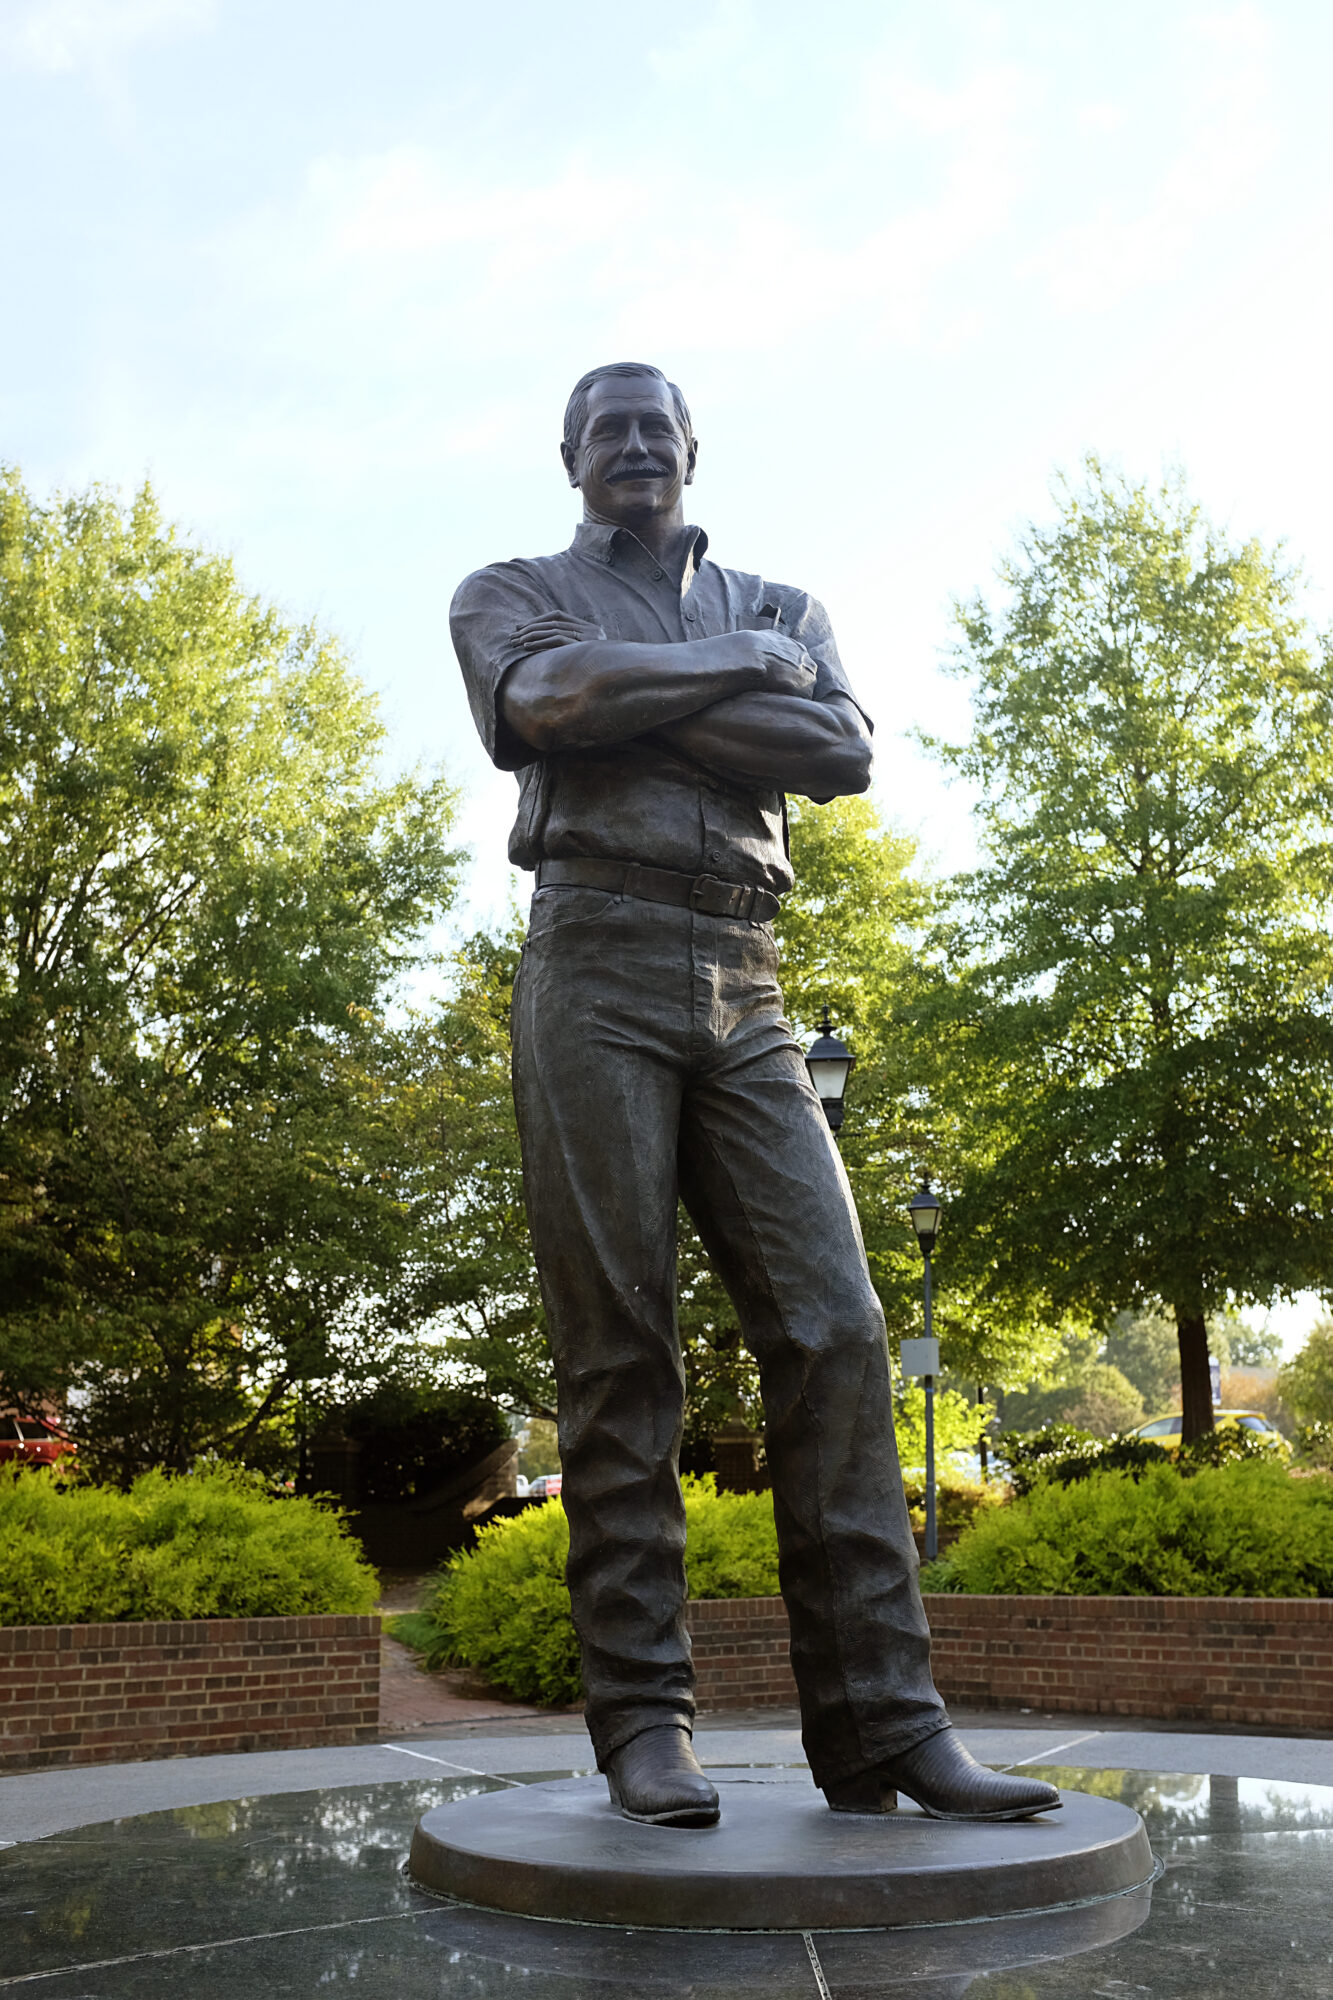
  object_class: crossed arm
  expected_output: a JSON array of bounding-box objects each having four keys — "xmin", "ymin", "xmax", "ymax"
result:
[{"xmin": 499, "ymin": 614, "xmax": 872, "ymax": 799}]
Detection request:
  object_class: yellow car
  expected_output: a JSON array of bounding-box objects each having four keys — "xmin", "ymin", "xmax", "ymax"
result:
[{"xmin": 1127, "ymin": 1409, "xmax": 1289, "ymax": 1455}]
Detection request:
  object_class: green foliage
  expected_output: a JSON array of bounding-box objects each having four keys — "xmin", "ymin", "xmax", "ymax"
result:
[
  {"xmin": 517, "ymin": 1417, "xmax": 561, "ymax": 1480},
  {"xmin": 998, "ymin": 1420, "xmax": 1281, "ymax": 1495},
  {"xmin": 1177, "ymin": 1424, "xmax": 1285, "ymax": 1472},
  {"xmin": 1223, "ymin": 1321, "xmax": 1284, "ymax": 1369},
  {"xmin": 1280, "ymin": 1321, "xmax": 1333, "ymax": 1425},
  {"xmin": 679, "ymin": 1476, "xmax": 780, "ymax": 1599},
  {"xmin": 0, "ymin": 1464, "xmax": 378, "ymax": 1626},
  {"xmin": 919, "ymin": 459, "xmax": 1333, "ymax": 1439},
  {"xmin": 387, "ymin": 928, "xmax": 554, "ymax": 1416},
  {"xmin": 1002, "ymin": 1362, "xmax": 1145, "ymax": 1440},
  {"xmin": 783, "ymin": 797, "xmax": 1073, "ymax": 1398},
  {"xmin": 942, "ymin": 1460, "xmax": 1333, "ymax": 1598},
  {"xmin": 341, "ymin": 1381, "xmax": 508, "ymax": 1504},
  {"xmin": 1296, "ymin": 1420, "xmax": 1333, "ymax": 1469},
  {"xmin": 0, "ymin": 468, "xmax": 463, "ymax": 1477},
  {"xmin": 893, "ymin": 1381, "xmax": 994, "ymax": 1471},
  {"xmin": 996, "ymin": 1424, "xmax": 1104, "ymax": 1495},
  {"xmin": 1100, "ymin": 1311, "xmax": 1181, "ymax": 1412},
  {"xmin": 415, "ymin": 1477, "xmax": 783, "ymax": 1705},
  {"xmin": 902, "ymin": 1477, "xmax": 1001, "ymax": 1539},
  {"xmin": 417, "ymin": 1497, "xmax": 580, "ymax": 1703}
]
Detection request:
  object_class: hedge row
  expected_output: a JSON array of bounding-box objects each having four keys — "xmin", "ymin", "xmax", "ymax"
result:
[
  {"xmin": 406, "ymin": 1461, "xmax": 1333, "ymax": 1707},
  {"xmin": 0, "ymin": 1465, "xmax": 378, "ymax": 1626}
]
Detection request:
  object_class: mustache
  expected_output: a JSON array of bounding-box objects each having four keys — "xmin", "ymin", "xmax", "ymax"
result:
[{"xmin": 606, "ymin": 461, "xmax": 670, "ymax": 482}]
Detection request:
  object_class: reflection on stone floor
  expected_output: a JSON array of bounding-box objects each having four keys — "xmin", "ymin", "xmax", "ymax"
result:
[{"xmin": 1, "ymin": 1766, "xmax": 1331, "ymax": 1996}]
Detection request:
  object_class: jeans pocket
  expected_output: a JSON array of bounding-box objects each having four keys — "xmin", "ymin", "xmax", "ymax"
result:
[{"xmin": 527, "ymin": 887, "xmax": 623, "ymax": 936}]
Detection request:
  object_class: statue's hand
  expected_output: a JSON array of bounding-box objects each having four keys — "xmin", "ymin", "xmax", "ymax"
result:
[
  {"xmin": 513, "ymin": 613, "xmax": 607, "ymax": 652},
  {"xmin": 712, "ymin": 628, "xmax": 818, "ymax": 699}
]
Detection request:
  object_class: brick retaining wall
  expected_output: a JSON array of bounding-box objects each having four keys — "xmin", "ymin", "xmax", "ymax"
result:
[
  {"xmin": 686, "ymin": 1594, "xmax": 1333, "ymax": 1732},
  {"xmin": 0, "ymin": 1616, "xmax": 382, "ymax": 1772}
]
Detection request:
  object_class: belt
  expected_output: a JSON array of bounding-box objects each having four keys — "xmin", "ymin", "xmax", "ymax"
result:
[{"xmin": 535, "ymin": 858, "xmax": 781, "ymax": 925}]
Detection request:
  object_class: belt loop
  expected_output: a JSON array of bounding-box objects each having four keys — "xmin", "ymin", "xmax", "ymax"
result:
[{"xmin": 622, "ymin": 863, "xmax": 640, "ymax": 901}]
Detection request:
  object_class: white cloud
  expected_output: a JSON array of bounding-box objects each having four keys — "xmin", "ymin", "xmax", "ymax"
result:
[
  {"xmin": 232, "ymin": 88, "xmax": 1028, "ymax": 378},
  {"xmin": 0, "ymin": 0, "xmax": 211, "ymax": 73},
  {"xmin": 1029, "ymin": 5, "xmax": 1275, "ymax": 313}
]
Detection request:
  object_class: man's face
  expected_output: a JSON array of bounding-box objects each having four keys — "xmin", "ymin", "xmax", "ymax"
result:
[{"xmin": 562, "ymin": 375, "xmax": 696, "ymax": 526}]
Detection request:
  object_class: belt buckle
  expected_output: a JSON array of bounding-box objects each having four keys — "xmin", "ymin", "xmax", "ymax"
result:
[{"xmin": 691, "ymin": 874, "xmax": 750, "ymax": 920}]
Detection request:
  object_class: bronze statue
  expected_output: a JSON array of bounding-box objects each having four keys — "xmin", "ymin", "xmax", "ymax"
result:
[{"xmin": 452, "ymin": 363, "xmax": 1058, "ymax": 1829}]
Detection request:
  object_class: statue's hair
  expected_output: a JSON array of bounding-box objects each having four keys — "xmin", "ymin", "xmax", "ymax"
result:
[{"xmin": 563, "ymin": 363, "xmax": 694, "ymax": 453}]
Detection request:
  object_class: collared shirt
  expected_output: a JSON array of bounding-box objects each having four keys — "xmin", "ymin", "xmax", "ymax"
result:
[{"xmin": 450, "ymin": 521, "xmax": 870, "ymax": 897}]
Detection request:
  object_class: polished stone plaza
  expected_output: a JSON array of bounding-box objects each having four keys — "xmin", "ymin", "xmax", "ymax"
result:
[{"xmin": 3, "ymin": 1717, "xmax": 1332, "ymax": 1995}]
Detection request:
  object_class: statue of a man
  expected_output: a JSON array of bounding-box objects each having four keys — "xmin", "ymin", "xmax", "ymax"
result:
[{"xmin": 452, "ymin": 362, "xmax": 1058, "ymax": 1830}]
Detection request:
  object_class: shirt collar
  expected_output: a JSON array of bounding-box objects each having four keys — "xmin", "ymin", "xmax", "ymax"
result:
[{"xmin": 570, "ymin": 520, "xmax": 709, "ymax": 588}]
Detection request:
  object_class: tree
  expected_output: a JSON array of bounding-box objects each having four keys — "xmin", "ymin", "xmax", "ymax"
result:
[
  {"xmin": 1224, "ymin": 1320, "xmax": 1283, "ymax": 1369},
  {"xmin": 1279, "ymin": 1321, "xmax": 1333, "ymax": 1424},
  {"xmin": 1100, "ymin": 1310, "xmax": 1181, "ymax": 1413},
  {"xmin": 1001, "ymin": 1361, "xmax": 1145, "ymax": 1439},
  {"xmin": 385, "ymin": 927, "xmax": 555, "ymax": 1417},
  {"xmin": 0, "ymin": 469, "xmax": 462, "ymax": 1477},
  {"xmin": 926, "ymin": 460, "xmax": 1333, "ymax": 1440}
]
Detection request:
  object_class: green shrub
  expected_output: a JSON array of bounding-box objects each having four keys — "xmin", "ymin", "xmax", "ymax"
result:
[
  {"xmin": 681, "ymin": 1476, "xmax": 780, "ymax": 1599},
  {"xmin": 917, "ymin": 1557, "xmax": 963, "ymax": 1592},
  {"xmin": 1177, "ymin": 1425, "xmax": 1284, "ymax": 1473},
  {"xmin": 1297, "ymin": 1419, "xmax": 1333, "ymax": 1469},
  {"xmin": 996, "ymin": 1425, "xmax": 1102, "ymax": 1495},
  {"xmin": 416, "ymin": 1475, "xmax": 783, "ymax": 1706},
  {"xmin": 419, "ymin": 1495, "xmax": 580, "ymax": 1703},
  {"xmin": 997, "ymin": 1421, "xmax": 1280, "ymax": 1495},
  {"xmin": 0, "ymin": 1465, "xmax": 378, "ymax": 1626},
  {"xmin": 902, "ymin": 1477, "xmax": 1002, "ymax": 1537},
  {"xmin": 943, "ymin": 1460, "xmax": 1333, "ymax": 1598}
]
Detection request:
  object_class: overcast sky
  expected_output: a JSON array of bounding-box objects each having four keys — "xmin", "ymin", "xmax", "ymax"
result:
[{"xmin": 3, "ymin": 0, "xmax": 1331, "ymax": 1347}]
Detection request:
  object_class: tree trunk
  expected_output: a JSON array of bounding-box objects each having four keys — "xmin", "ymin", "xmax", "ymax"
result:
[
  {"xmin": 1175, "ymin": 1308, "xmax": 1214, "ymax": 1442},
  {"xmin": 977, "ymin": 1385, "xmax": 989, "ymax": 1479}
]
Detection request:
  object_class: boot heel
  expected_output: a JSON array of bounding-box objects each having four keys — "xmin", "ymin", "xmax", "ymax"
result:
[{"xmin": 822, "ymin": 1773, "xmax": 898, "ymax": 1815}]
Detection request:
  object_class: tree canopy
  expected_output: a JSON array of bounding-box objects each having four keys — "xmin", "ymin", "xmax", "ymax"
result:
[
  {"xmin": 922, "ymin": 459, "xmax": 1333, "ymax": 1439},
  {"xmin": 0, "ymin": 469, "xmax": 461, "ymax": 1478}
]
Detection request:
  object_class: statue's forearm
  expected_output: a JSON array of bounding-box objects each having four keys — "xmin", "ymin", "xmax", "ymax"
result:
[
  {"xmin": 655, "ymin": 692, "xmax": 872, "ymax": 799},
  {"xmin": 501, "ymin": 637, "xmax": 768, "ymax": 753}
]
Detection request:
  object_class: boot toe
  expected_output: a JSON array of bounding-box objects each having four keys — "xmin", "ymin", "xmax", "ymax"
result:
[
  {"xmin": 824, "ymin": 1728, "xmax": 1062, "ymax": 1823},
  {"xmin": 889, "ymin": 1729, "xmax": 1062, "ymax": 1820}
]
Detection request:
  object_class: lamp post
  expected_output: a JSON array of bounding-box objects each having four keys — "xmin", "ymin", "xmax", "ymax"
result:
[
  {"xmin": 804, "ymin": 1005, "xmax": 855, "ymax": 1134},
  {"xmin": 902, "ymin": 1179, "xmax": 943, "ymax": 1560}
]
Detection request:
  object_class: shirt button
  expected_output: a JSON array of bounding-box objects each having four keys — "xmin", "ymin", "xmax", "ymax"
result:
[{"xmin": 652, "ymin": 567, "xmax": 664, "ymax": 581}]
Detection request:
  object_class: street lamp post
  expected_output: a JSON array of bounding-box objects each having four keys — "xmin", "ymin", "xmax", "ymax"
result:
[
  {"xmin": 804, "ymin": 1005, "xmax": 855, "ymax": 1134},
  {"xmin": 903, "ymin": 1179, "xmax": 943, "ymax": 1561}
]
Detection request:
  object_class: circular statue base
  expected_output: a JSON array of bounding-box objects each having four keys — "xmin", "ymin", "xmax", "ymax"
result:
[{"xmin": 408, "ymin": 1775, "xmax": 1154, "ymax": 1932}]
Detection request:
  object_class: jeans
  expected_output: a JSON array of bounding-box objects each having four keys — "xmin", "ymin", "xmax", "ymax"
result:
[{"xmin": 511, "ymin": 885, "xmax": 949, "ymax": 1788}]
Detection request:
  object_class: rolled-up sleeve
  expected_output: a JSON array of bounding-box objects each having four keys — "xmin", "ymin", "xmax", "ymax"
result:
[
  {"xmin": 450, "ymin": 563, "xmax": 552, "ymax": 771},
  {"xmin": 780, "ymin": 589, "xmax": 874, "ymax": 732}
]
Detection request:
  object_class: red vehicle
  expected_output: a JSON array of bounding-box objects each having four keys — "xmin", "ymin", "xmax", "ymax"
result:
[{"xmin": 0, "ymin": 1416, "xmax": 76, "ymax": 1468}]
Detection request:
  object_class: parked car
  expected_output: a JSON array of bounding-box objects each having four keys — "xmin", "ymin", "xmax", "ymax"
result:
[
  {"xmin": 1126, "ymin": 1409, "xmax": 1289, "ymax": 1455},
  {"xmin": 0, "ymin": 1415, "xmax": 76, "ymax": 1468},
  {"xmin": 526, "ymin": 1472, "xmax": 563, "ymax": 1498}
]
